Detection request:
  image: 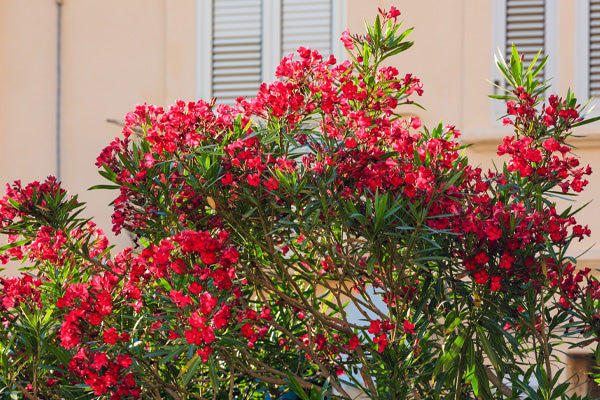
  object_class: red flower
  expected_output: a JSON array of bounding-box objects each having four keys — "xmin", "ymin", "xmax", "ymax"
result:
[
  {"xmin": 345, "ymin": 137, "xmax": 358, "ymax": 149},
  {"xmin": 341, "ymin": 29, "xmax": 354, "ymax": 50},
  {"xmin": 410, "ymin": 117, "xmax": 421, "ymax": 130},
  {"xmin": 387, "ymin": 6, "xmax": 401, "ymax": 19},
  {"xmin": 213, "ymin": 304, "xmax": 231, "ymax": 329},
  {"xmin": 103, "ymin": 327, "xmax": 120, "ymax": 345},
  {"xmin": 221, "ymin": 172, "xmax": 234, "ymax": 186},
  {"xmin": 373, "ymin": 334, "xmax": 388, "ymax": 353},
  {"xmin": 90, "ymin": 352, "xmax": 108, "ymax": 370},
  {"xmin": 199, "ymin": 292, "xmax": 217, "ymax": 315},
  {"xmin": 348, "ymin": 335, "xmax": 360, "ymax": 350},
  {"xmin": 474, "ymin": 252, "xmax": 489, "ymax": 265},
  {"xmin": 247, "ymin": 173, "xmax": 261, "ymax": 187},
  {"xmin": 403, "ymin": 320, "xmax": 416, "ymax": 334},
  {"xmin": 473, "ymin": 269, "xmax": 489, "ymax": 285},
  {"xmin": 368, "ymin": 319, "xmax": 381, "ymax": 334},
  {"xmin": 59, "ymin": 320, "xmax": 80, "ymax": 349},
  {"xmin": 94, "ymin": 290, "xmax": 113, "ymax": 316},
  {"xmin": 264, "ymin": 177, "xmax": 279, "ymax": 191},
  {"xmin": 490, "ymin": 276, "xmax": 502, "ymax": 292},
  {"xmin": 200, "ymin": 250, "xmax": 218, "ymax": 265},
  {"xmin": 486, "ymin": 224, "xmax": 502, "ymax": 241},
  {"xmin": 169, "ymin": 289, "xmax": 193, "ymax": 308}
]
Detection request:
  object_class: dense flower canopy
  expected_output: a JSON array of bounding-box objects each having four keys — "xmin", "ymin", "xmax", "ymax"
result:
[{"xmin": 0, "ymin": 7, "xmax": 599, "ymax": 400}]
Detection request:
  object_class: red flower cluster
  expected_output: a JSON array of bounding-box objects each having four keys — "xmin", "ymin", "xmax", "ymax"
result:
[
  {"xmin": 68, "ymin": 348, "xmax": 139, "ymax": 399},
  {"xmin": 1, "ymin": 9, "xmax": 598, "ymax": 398}
]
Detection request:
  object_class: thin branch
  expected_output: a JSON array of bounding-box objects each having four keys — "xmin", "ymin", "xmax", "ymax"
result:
[
  {"xmin": 484, "ymin": 365, "xmax": 512, "ymax": 398},
  {"xmin": 10, "ymin": 377, "xmax": 38, "ymax": 400}
]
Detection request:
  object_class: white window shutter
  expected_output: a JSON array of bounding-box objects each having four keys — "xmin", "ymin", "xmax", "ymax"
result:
[
  {"xmin": 212, "ymin": 0, "xmax": 263, "ymax": 104},
  {"xmin": 207, "ymin": 0, "xmax": 338, "ymax": 104},
  {"xmin": 590, "ymin": 0, "xmax": 600, "ymax": 97},
  {"xmin": 490, "ymin": 0, "xmax": 556, "ymax": 123},
  {"xmin": 281, "ymin": 0, "xmax": 333, "ymax": 58},
  {"xmin": 505, "ymin": 0, "xmax": 546, "ymax": 80}
]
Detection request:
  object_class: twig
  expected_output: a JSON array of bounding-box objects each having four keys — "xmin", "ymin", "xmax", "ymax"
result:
[
  {"xmin": 484, "ymin": 365, "xmax": 512, "ymax": 397},
  {"xmin": 10, "ymin": 377, "xmax": 38, "ymax": 400}
]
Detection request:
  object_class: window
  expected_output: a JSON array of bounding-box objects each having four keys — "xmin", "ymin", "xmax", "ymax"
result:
[
  {"xmin": 196, "ymin": 0, "xmax": 345, "ymax": 104},
  {"xmin": 575, "ymin": 1, "xmax": 600, "ymax": 114},
  {"xmin": 212, "ymin": 0, "xmax": 263, "ymax": 103},
  {"xmin": 491, "ymin": 0, "xmax": 558, "ymax": 120}
]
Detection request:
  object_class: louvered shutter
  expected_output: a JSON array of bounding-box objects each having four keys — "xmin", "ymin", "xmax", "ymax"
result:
[
  {"xmin": 212, "ymin": 0, "xmax": 262, "ymax": 104},
  {"xmin": 505, "ymin": 0, "xmax": 545, "ymax": 80},
  {"xmin": 590, "ymin": 0, "xmax": 600, "ymax": 97},
  {"xmin": 282, "ymin": 0, "xmax": 332, "ymax": 58}
]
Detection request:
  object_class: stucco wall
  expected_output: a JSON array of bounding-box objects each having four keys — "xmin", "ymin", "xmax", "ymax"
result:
[
  {"xmin": 0, "ymin": 0, "xmax": 196, "ymax": 274},
  {"xmin": 347, "ymin": 0, "xmax": 600, "ymax": 265},
  {"xmin": 1, "ymin": 0, "xmax": 599, "ymax": 269}
]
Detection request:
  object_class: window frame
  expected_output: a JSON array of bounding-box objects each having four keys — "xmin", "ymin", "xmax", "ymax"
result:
[
  {"xmin": 195, "ymin": 0, "xmax": 346, "ymax": 102},
  {"xmin": 490, "ymin": 0, "xmax": 559, "ymax": 123},
  {"xmin": 575, "ymin": 1, "xmax": 600, "ymax": 118}
]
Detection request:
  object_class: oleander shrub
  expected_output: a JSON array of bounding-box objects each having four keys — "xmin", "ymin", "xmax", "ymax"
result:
[{"xmin": 1, "ymin": 7, "xmax": 600, "ymax": 400}]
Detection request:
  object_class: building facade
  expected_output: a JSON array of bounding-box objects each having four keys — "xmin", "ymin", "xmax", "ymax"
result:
[{"xmin": 2, "ymin": 0, "xmax": 600, "ymax": 394}]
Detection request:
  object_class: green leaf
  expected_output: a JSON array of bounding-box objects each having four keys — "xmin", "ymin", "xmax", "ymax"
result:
[
  {"xmin": 510, "ymin": 45, "xmax": 523, "ymax": 86},
  {"xmin": 0, "ymin": 239, "xmax": 29, "ymax": 253},
  {"xmin": 445, "ymin": 315, "xmax": 462, "ymax": 334},
  {"xmin": 488, "ymin": 93, "xmax": 513, "ymax": 101},
  {"xmin": 143, "ymin": 348, "xmax": 172, "ymax": 359},
  {"xmin": 181, "ymin": 354, "xmax": 202, "ymax": 387},
  {"xmin": 476, "ymin": 325, "xmax": 503, "ymax": 376},
  {"xmin": 366, "ymin": 256, "xmax": 377, "ymax": 274},
  {"xmin": 530, "ymin": 54, "xmax": 547, "ymax": 81},
  {"xmin": 474, "ymin": 359, "xmax": 493, "ymax": 399},
  {"xmin": 138, "ymin": 237, "xmax": 151, "ymax": 249},
  {"xmin": 373, "ymin": 14, "xmax": 382, "ymax": 43},
  {"xmin": 208, "ymin": 355, "xmax": 220, "ymax": 392},
  {"xmin": 159, "ymin": 346, "xmax": 186, "ymax": 365},
  {"xmin": 446, "ymin": 330, "xmax": 467, "ymax": 365},
  {"xmin": 286, "ymin": 372, "xmax": 310, "ymax": 400},
  {"xmin": 373, "ymin": 191, "xmax": 388, "ymax": 233},
  {"xmin": 571, "ymin": 114, "xmax": 600, "ymax": 128},
  {"xmin": 513, "ymin": 374, "xmax": 542, "ymax": 400},
  {"xmin": 317, "ymin": 378, "xmax": 331, "ymax": 400},
  {"xmin": 88, "ymin": 184, "xmax": 121, "ymax": 191}
]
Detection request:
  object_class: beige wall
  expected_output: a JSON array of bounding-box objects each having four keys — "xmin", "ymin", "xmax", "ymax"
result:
[
  {"xmin": 0, "ymin": 0, "xmax": 598, "ymax": 392},
  {"xmin": 1, "ymin": 0, "xmax": 599, "ymax": 267},
  {"xmin": 347, "ymin": 1, "xmax": 491, "ymax": 129},
  {"xmin": 0, "ymin": 0, "xmax": 196, "ymax": 274},
  {"xmin": 0, "ymin": 1, "xmax": 58, "ymax": 185},
  {"xmin": 348, "ymin": 0, "xmax": 600, "ymax": 265}
]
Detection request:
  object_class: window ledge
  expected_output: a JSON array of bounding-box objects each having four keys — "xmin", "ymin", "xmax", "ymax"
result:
[
  {"xmin": 460, "ymin": 126, "xmax": 600, "ymax": 148},
  {"xmin": 460, "ymin": 127, "xmax": 512, "ymax": 145}
]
